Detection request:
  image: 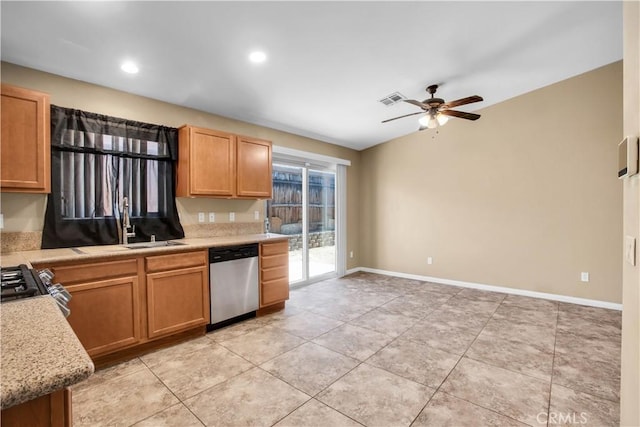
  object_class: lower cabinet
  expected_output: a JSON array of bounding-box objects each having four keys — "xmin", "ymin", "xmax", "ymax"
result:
[
  {"xmin": 1, "ymin": 387, "xmax": 72, "ymax": 427},
  {"xmin": 34, "ymin": 258, "xmax": 141, "ymax": 358},
  {"xmin": 146, "ymin": 251, "xmax": 209, "ymax": 339},
  {"xmin": 66, "ymin": 275, "xmax": 141, "ymax": 357},
  {"xmin": 33, "ymin": 249, "xmax": 208, "ymax": 361},
  {"xmin": 259, "ymin": 240, "xmax": 290, "ymax": 307}
]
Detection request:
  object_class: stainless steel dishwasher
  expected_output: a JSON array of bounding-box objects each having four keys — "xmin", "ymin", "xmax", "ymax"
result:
[{"xmin": 208, "ymin": 244, "xmax": 259, "ymax": 330}]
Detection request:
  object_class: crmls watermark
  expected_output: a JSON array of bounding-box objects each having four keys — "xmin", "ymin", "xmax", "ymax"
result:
[{"xmin": 538, "ymin": 411, "xmax": 589, "ymax": 425}]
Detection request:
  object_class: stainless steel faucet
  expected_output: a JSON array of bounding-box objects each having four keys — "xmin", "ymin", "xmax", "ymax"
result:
[{"xmin": 122, "ymin": 197, "xmax": 136, "ymax": 244}]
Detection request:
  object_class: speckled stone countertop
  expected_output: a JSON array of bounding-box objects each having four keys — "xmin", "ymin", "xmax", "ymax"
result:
[
  {"xmin": 0, "ymin": 296, "xmax": 94, "ymax": 409},
  {"xmin": 1, "ymin": 233, "xmax": 289, "ymax": 267}
]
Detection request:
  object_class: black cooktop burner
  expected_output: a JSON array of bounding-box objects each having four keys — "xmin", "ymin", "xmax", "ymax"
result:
[{"xmin": 1, "ymin": 264, "xmax": 46, "ymax": 302}]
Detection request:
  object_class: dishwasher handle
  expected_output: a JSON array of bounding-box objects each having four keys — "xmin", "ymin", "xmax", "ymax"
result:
[{"xmin": 209, "ymin": 244, "xmax": 259, "ymax": 263}]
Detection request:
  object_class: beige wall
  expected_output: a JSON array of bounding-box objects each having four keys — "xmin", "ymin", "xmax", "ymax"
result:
[
  {"xmin": 621, "ymin": 1, "xmax": 640, "ymax": 425},
  {"xmin": 360, "ymin": 61, "xmax": 623, "ymax": 303},
  {"xmin": 0, "ymin": 62, "xmax": 361, "ymax": 269}
]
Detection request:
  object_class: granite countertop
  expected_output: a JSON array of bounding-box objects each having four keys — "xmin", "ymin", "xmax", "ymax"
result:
[
  {"xmin": 0, "ymin": 296, "xmax": 94, "ymax": 410},
  {"xmin": 1, "ymin": 233, "xmax": 289, "ymax": 267}
]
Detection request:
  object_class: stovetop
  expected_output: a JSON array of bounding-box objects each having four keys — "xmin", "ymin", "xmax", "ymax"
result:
[{"xmin": 1, "ymin": 264, "xmax": 47, "ymax": 302}]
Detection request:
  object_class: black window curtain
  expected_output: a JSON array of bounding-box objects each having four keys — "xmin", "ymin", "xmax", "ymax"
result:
[{"xmin": 42, "ymin": 106, "xmax": 184, "ymax": 249}]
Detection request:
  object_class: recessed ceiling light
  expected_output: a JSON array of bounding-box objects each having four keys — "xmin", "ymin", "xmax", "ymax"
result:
[
  {"xmin": 248, "ymin": 51, "xmax": 267, "ymax": 64},
  {"xmin": 121, "ymin": 61, "xmax": 139, "ymax": 74}
]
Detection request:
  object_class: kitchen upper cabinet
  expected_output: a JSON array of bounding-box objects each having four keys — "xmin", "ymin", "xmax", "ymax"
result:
[
  {"xmin": 145, "ymin": 251, "xmax": 209, "ymax": 339},
  {"xmin": 37, "ymin": 258, "xmax": 142, "ymax": 358},
  {"xmin": 177, "ymin": 125, "xmax": 272, "ymax": 199},
  {"xmin": 177, "ymin": 126, "xmax": 235, "ymax": 197},
  {"xmin": 237, "ymin": 136, "xmax": 272, "ymax": 198},
  {"xmin": 259, "ymin": 240, "xmax": 289, "ymax": 307},
  {"xmin": 1, "ymin": 84, "xmax": 51, "ymax": 193}
]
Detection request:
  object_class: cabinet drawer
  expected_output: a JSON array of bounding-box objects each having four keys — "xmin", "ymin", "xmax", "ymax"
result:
[
  {"xmin": 261, "ymin": 240, "xmax": 288, "ymax": 256},
  {"xmin": 261, "ymin": 278, "xmax": 289, "ymax": 307},
  {"xmin": 261, "ymin": 265, "xmax": 288, "ymax": 282},
  {"xmin": 146, "ymin": 250, "xmax": 207, "ymax": 273},
  {"xmin": 260, "ymin": 253, "xmax": 288, "ymax": 270},
  {"xmin": 36, "ymin": 258, "xmax": 139, "ymax": 284}
]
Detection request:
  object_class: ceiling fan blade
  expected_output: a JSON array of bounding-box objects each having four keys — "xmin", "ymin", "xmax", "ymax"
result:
[
  {"xmin": 381, "ymin": 111, "xmax": 424, "ymax": 123},
  {"xmin": 404, "ymin": 99, "xmax": 430, "ymax": 109},
  {"xmin": 439, "ymin": 110, "xmax": 481, "ymax": 120},
  {"xmin": 442, "ymin": 95, "xmax": 483, "ymax": 109}
]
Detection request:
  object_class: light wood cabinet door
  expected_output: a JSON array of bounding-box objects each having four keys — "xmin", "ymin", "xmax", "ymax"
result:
[
  {"xmin": 177, "ymin": 126, "xmax": 235, "ymax": 197},
  {"xmin": 260, "ymin": 240, "xmax": 289, "ymax": 307},
  {"xmin": 146, "ymin": 265, "xmax": 209, "ymax": 339},
  {"xmin": 66, "ymin": 276, "xmax": 141, "ymax": 357},
  {"xmin": 1, "ymin": 388, "xmax": 72, "ymax": 427},
  {"xmin": 1, "ymin": 84, "xmax": 50, "ymax": 193},
  {"xmin": 236, "ymin": 136, "xmax": 272, "ymax": 198}
]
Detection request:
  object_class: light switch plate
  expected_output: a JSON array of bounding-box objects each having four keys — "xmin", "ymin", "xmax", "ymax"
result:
[
  {"xmin": 625, "ymin": 235, "xmax": 636, "ymax": 266},
  {"xmin": 254, "ymin": 210, "xmax": 260, "ymax": 220},
  {"xmin": 198, "ymin": 212, "xmax": 205, "ymax": 223},
  {"xmin": 229, "ymin": 212, "xmax": 235, "ymax": 222}
]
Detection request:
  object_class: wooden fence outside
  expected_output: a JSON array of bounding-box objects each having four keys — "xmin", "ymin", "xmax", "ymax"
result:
[{"xmin": 268, "ymin": 166, "xmax": 335, "ymax": 234}]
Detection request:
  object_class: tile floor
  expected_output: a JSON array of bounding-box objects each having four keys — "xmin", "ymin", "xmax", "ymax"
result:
[{"xmin": 72, "ymin": 272, "xmax": 621, "ymax": 426}]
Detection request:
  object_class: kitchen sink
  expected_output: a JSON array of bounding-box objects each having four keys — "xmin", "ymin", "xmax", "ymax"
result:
[{"xmin": 124, "ymin": 241, "xmax": 187, "ymax": 249}]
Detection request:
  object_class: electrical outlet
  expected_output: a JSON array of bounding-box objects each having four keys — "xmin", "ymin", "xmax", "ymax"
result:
[
  {"xmin": 427, "ymin": 257, "xmax": 433, "ymax": 265},
  {"xmin": 209, "ymin": 212, "xmax": 215, "ymax": 223},
  {"xmin": 581, "ymin": 272, "xmax": 590, "ymax": 282},
  {"xmin": 349, "ymin": 251, "xmax": 354, "ymax": 258},
  {"xmin": 0, "ymin": 213, "xmax": 3, "ymax": 230},
  {"xmin": 254, "ymin": 210, "xmax": 260, "ymax": 220},
  {"xmin": 198, "ymin": 212, "xmax": 205, "ymax": 223},
  {"xmin": 229, "ymin": 212, "xmax": 235, "ymax": 222}
]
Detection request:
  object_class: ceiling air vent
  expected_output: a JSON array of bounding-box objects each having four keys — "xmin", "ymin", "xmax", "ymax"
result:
[{"xmin": 378, "ymin": 92, "xmax": 406, "ymax": 106}]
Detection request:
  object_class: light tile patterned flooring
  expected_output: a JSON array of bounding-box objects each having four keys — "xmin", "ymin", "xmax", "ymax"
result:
[{"xmin": 72, "ymin": 272, "xmax": 621, "ymax": 426}]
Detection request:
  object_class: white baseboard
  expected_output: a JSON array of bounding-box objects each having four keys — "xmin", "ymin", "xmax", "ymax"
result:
[{"xmin": 345, "ymin": 267, "xmax": 622, "ymax": 311}]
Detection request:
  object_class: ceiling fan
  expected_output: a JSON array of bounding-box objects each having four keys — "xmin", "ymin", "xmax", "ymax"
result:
[{"xmin": 382, "ymin": 84, "xmax": 483, "ymax": 130}]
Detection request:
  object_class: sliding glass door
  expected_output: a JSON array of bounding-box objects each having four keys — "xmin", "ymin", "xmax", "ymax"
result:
[
  {"xmin": 267, "ymin": 163, "xmax": 337, "ymax": 286},
  {"xmin": 307, "ymin": 169, "xmax": 336, "ymax": 279}
]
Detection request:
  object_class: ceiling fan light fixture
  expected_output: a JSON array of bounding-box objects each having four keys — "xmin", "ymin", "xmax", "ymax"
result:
[
  {"xmin": 386, "ymin": 84, "xmax": 482, "ymax": 130},
  {"xmin": 427, "ymin": 116, "xmax": 439, "ymax": 129}
]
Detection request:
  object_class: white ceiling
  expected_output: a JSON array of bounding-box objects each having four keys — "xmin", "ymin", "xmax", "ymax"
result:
[{"xmin": 1, "ymin": 1, "xmax": 622, "ymax": 151}]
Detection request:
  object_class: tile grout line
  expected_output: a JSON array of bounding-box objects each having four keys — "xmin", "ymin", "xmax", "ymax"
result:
[
  {"xmin": 274, "ymin": 277, "xmax": 445, "ymax": 426},
  {"xmin": 255, "ymin": 363, "xmax": 366, "ymax": 427},
  {"xmin": 407, "ymin": 291, "xmax": 504, "ymax": 426},
  {"xmin": 455, "ymin": 302, "xmax": 562, "ymax": 383},
  {"xmin": 546, "ymin": 306, "xmax": 561, "ymax": 427},
  {"xmin": 549, "ymin": 312, "xmax": 623, "ymax": 405},
  {"xmin": 250, "ymin": 293, "xmax": 374, "ymax": 427},
  {"xmin": 248, "ymin": 284, "xmax": 395, "ymax": 424},
  {"xmin": 136, "ymin": 356, "xmax": 208, "ymax": 427}
]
